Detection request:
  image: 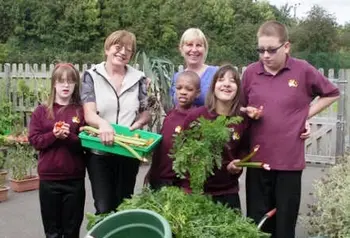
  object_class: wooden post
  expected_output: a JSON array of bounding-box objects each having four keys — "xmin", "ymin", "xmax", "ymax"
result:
[
  {"xmin": 346, "ymin": 69, "xmax": 350, "ymax": 148},
  {"xmin": 336, "ymin": 69, "xmax": 346, "ymax": 157},
  {"xmin": 4, "ymin": 63, "xmax": 11, "ymax": 99}
]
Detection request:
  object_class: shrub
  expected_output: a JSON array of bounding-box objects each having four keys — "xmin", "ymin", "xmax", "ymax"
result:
[{"xmin": 301, "ymin": 155, "xmax": 350, "ymax": 237}]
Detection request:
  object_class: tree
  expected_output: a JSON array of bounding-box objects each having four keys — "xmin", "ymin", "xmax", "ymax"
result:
[{"xmin": 291, "ymin": 5, "xmax": 338, "ymax": 53}]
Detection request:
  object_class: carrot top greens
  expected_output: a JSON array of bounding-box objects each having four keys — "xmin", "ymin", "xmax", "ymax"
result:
[{"xmin": 170, "ymin": 115, "xmax": 243, "ymax": 194}]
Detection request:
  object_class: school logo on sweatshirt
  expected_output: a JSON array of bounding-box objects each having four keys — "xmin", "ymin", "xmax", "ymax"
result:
[
  {"xmin": 288, "ymin": 79, "xmax": 298, "ymax": 88},
  {"xmin": 232, "ymin": 132, "xmax": 240, "ymax": 140},
  {"xmin": 175, "ymin": 126, "xmax": 182, "ymax": 134},
  {"xmin": 72, "ymin": 116, "xmax": 80, "ymax": 124}
]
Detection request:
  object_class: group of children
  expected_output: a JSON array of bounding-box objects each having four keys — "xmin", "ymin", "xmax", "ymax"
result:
[
  {"xmin": 28, "ymin": 61, "xmax": 248, "ymax": 237},
  {"xmin": 147, "ymin": 65, "xmax": 250, "ymax": 210},
  {"xmin": 27, "ymin": 19, "xmax": 340, "ymax": 238}
]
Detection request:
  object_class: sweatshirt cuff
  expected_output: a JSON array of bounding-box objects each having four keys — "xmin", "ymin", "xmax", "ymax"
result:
[
  {"xmin": 44, "ymin": 131, "xmax": 57, "ymax": 144},
  {"xmin": 67, "ymin": 133, "xmax": 80, "ymax": 143}
]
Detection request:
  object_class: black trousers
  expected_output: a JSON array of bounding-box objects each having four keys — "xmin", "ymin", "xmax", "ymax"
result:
[
  {"xmin": 212, "ymin": 193, "xmax": 241, "ymax": 211},
  {"xmin": 86, "ymin": 153, "xmax": 140, "ymax": 214},
  {"xmin": 39, "ymin": 179, "xmax": 85, "ymax": 238},
  {"xmin": 246, "ymin": 168, "xmax": 302, "ymax": 238}
]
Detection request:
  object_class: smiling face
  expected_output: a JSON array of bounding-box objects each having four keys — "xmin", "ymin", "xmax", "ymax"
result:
[
  {"xmin": 179, "ymin": 28, "xmax": 208, "ymax": 67},
  {"xmin": 180, "ymin": 38, "xmax": 206, "ymax": 67},
  {"xmin": 214, "ymin": 70, "xmax": 238, "ymax": 103},
  {"xmin": 104, "ymin": 30, "xmax": 136, "ymax": 67},
  {"xmin": 105, "ymin": 43, "xmax": 133, "ymax": 67}
]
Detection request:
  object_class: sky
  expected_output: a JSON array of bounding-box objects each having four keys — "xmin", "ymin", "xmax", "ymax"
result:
[{"xmin": 267, "ymin": 0, "xmax": 350, "ymax": 25}]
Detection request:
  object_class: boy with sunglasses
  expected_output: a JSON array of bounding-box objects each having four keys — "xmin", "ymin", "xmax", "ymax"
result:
[{"xmin": 241, "ymin": 20, "xmax": 340, "ymax": 238}]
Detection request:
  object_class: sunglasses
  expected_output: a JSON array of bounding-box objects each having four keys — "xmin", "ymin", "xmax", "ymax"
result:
[{"xmin": 256, "ymin": 43, "xmax": 285, "ymax": 54}]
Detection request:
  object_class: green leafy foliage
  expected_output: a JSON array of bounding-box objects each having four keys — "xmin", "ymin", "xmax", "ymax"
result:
[
  {"xmin": 170, "ymin": 115, "xmax": 243, "ymax": 193},
  {"xmin": 132, "ymin": 52, "xmax": 174, "ymax": 132},
  {"xmin": 85, "ymin": 211, "xmax": 114, "ymax": 231},
  {"xmin": 6, "ymin": 141, "xmax": 36, "ymax": 180},
  {"xmin": 301, "ymin": 155, "xmax": 350, "ymax": 237},
  {"xmin": 117, "ymin": 186, "xmax": 269, "ymax": 238}
]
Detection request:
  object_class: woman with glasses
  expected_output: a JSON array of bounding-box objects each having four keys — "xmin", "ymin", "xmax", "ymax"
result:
[
  {"xmin": 170, "ymin": 28, "xmax": 218, "ymax": 107},
  {"xmin": 241, "ymin": 20, "xmax": 340, "ymax": 238},
  {"xmin": 81, "ymin": 30, "xmax": 151, "ymax": 214}
]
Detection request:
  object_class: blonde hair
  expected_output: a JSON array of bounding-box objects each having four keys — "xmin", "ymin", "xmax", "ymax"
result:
[
  {"xmin": 104, "ymin": 30, "xmax": 137, "ymax": 58},
  {"xmin": 257, "ymin": 20, "xmax": 289, "ymax": 43},
  {"xmin": 46, "ymin": 63, "xmax": 81, "ymax": 119},
  {"xmin": 205, "ymin": 64, "xmax": 241, "ymax": 116},
  {"xmin": 179, "ymin": 28, "xmax": 209, "ymax": 61}
]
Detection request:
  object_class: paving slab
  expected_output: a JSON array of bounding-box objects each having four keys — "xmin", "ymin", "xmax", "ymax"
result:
[{"xmin": 0, "ymin": 164, "xmax": 328, "ymax": 238}]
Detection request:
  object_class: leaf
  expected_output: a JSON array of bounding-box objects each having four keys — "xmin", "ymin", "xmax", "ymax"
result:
[{"xmin": 170, "ymin": 115, "xmax": 243, "ymax": 193}]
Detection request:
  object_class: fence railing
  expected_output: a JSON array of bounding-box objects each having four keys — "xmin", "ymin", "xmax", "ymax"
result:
[{"xmin": 0, "ymin": 63, "xmax": 349, "ymax": 164}]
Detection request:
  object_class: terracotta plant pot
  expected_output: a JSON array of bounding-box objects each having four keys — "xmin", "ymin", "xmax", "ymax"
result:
[
  {"xmin": 10, "ymin": 175, "xmax": 39, "ymax": 192},
  {"xmin": 0, "ymin": 186, "xmax": 9, "ymax": 202},
  {"xmin": 0, "ymin": 170, "xmax": 7, "ymax": 186}
]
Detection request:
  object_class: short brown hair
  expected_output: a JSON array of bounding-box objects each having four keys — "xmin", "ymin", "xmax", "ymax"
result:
[
  {"xmin": 205, "ymin": 64, "xmax": 241, "ymax": 116},
  {"xmin": 257, "ymin": 20, "xmax": 289, "ymax": 43},
  {"xmin": 104, "ymin": 30, "xmax": 137, "ymax": 57}
]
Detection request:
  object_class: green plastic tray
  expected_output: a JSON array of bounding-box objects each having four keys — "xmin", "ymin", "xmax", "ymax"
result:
[{"xmin": 79, "ymin": 124, "xmax": 162, "ymax": 159}]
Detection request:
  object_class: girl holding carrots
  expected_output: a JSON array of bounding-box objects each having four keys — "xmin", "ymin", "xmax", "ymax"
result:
[
  {"xmin": 28, "ymin": 63, "xmax": 86, "ymax": 238},
  {"xmin": 180, "ymin": 64, "xmax": 265, "ymax": 210}
]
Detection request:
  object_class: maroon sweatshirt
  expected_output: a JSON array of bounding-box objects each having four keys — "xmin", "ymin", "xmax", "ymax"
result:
[
  {"xmin": 29, "ymin": 103, "xmax": 86, "ymax": 180},
  {"xmin": 180, "ymin": 106, "xmax": 249, "ymax": 196},
  {"xmin": 149, "ymin": 107, "xmax": 195, "ymax": 185}
]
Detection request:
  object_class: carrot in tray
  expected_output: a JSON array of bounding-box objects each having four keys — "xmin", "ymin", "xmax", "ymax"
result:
[{"xmin": 80, "ymin": 126, "xmax": 148, "ymax": 162}]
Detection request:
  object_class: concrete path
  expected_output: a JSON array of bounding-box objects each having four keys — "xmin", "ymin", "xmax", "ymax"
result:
[{"xmin": 0, "ymin": 164, "xmax": 327, "ymax": 238}]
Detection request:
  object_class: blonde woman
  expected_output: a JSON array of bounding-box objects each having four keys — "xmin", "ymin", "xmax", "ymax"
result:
[{"xmin": 171, "ymin": 28, "xmax": 218, "ymax": 106}]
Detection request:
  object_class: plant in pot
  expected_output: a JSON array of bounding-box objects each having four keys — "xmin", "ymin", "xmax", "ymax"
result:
[
  {"xmin": 6, "ymin": 135, "xmax": 39, "ymax": 192},
  {"xmin": 0, "ymin": 148, "xmax": 9, "ymax": 201}
]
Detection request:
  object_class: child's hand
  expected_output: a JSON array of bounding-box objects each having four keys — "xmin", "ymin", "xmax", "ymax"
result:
[
  {"xmin": 240, "ymin": 106, "xmax": 263, "ymax": 120},
  {"xmin": 60, "ymin": 123, "xmax": 70, "ymax": 137},
  {"xmin": 53, "ymin": 122, "xmax": 70, "ymax": 139},
  {"xmin": 227, "ymin": 159, "xmax": 243, "ymax": 174}
]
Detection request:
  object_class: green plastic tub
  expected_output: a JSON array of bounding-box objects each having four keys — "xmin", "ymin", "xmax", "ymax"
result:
[
  {"xmin": 85, "ymin": 209, "xmax": 172, "ymax": 238},
  {"xmin": 79, "ymin": 123, "xmax": 162, "ymax": 159}
]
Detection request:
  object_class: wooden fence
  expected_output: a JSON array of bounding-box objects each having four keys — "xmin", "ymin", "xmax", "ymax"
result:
[{"xmin": 0, "ymin": 63, "xmax": 349, "ymax": 165}]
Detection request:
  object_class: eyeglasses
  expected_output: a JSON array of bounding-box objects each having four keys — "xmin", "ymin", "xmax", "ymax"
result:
[
  {"xmin": 115, "ymin": 44, "xmax": 133, "ymax": 55},
  {"xmin": 56, "ymin": 78, "xmax": 76, "ymax": 85},
  {"xmin": 256, "ymin": 43, "xmax": 285, "ymax": 54}
]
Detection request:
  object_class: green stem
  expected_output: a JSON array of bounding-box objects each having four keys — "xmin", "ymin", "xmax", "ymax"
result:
[
  {"xmin": 81, "ymin": 126, "xmax": 147, "ymax": 162},
  {"xmin": 235, "ymin": 162, "xmax": 263, "ymax": 168},
  {"xmin": 114, "ymin": 139, "xmax": 147, "ymax": 162},
  {"xmin": 239, "ymin": 145, "xmax": 260, "ymax": 163}
]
